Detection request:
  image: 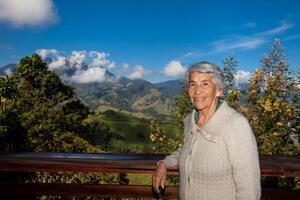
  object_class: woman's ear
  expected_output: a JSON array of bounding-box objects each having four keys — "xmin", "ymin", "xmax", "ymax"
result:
[{"xmin": 216, "ymin": 89, "xmax": 222, "ymax": 98}]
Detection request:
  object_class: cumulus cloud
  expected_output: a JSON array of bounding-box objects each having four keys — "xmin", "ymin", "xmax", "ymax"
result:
[
  {"xmin": 128, "ymin": 65, "xmax": 149, "ymax": 80},
  {"xmin": 35, "ymin": 49, "xmax": 59, "ymax": 59},
  {"xmin": 0, "ymin": 0, "xmax": 58, "ymax": 27},
  {"xmin": 69, "ymin": 51, "xmax": 86, "ymax": 69},
  {"xmin": 89, "ymin": 51, "xmax": 115, "ymax": 69},
  {"xmin": 163, "ymin": 60, "xmax": 186, "ymax": 77},
  {"xmin": 35, "ymin": 48, "xmax": 116, "ymax": 83},
  {"xmin": 71, "ymin": 67, "xmax": 106, "ymax": 83},
  {"xmin": 48, "ymin": 56, "xmax": 67, "ymax": 70},
  {"xmin": 234, "ymin": 70, "xmax": 251, "ymax": 85}
]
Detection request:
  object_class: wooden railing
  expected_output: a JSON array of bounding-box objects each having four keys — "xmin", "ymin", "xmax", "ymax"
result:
[{"xmin": 0, "ymin": 152, "xmax": 299, "ymax": 199}]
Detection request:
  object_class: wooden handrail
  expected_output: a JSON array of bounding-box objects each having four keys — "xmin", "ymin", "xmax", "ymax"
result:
[
  {"xmin": 0, "ymin": 152, "xmax": 299, "ymax": 199},
  {"xmin": 0, "ymin": 152, "xmax": 299, "ymax": 176}
]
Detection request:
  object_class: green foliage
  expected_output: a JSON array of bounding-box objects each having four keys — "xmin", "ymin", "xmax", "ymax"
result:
[
  {"xmin": 93, "ymin": 110, "xmax": 179, "ymax": 153},
  {"xmin": 240, "ymin": 38, "xmax": 298, "ymax": 156},
  {"xmin": 174, "ymin": 79, "xmax": 193, "ymax": 129},
  {"xmin": 0, "ymin": 54, "xmax": 98, "ymax": 153},
  {"xmin": 222, "ymin": 55, "xmax": 241, "ymax": 109},
  {"xmin": 0, "ymin": 54, "xmax": 121, "ymax": 193},
  {"xmin": 148, "ymin": 78, "xmax": 190, "ymax": 155},
  {"xmin": 81, "ymin": 115, "xmax": 116, "ymax": 151},
  {"xmin": 223, "ymin": 54, "xmax": 237, "ymax": 90},
  {"xmin": 74, "ymin": 77, "xmax": 177, "ymax": 121},
  {"xmin": 239, "ymin": 38, "xmax": 299, "ymax": 189},
  {"xmin": 95, "ymin": 110, "xmax": 151, "ymax": 152},
  {"xmin": 149, "ymin": 120, "xmax": 181, "ymax": 153}
]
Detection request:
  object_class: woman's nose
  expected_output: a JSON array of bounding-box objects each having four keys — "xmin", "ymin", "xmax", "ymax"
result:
[{"xmin": 195, "ymin": 85, "xmax": 203, "ymax": 94}]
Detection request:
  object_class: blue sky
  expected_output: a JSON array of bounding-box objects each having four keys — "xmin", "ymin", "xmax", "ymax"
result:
[{"xmin": 0, "ymin": 0, "xmax": 300, "ymax": 83}]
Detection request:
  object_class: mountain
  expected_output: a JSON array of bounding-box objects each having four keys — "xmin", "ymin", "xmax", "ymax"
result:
[
  {"xmin": 0, "ymin": 64, "xmax": 16, "ymax": 75},
  {"xmin": 0, "ymin": 63, "xmax": 179, "ymax": 121},
  {"xmin": 70, "ymin": 77, "xmax": 177, "ymax": 121},
  {"xmin": 154, "ymin": 79, "xmax": 181, "ymax": 98}
]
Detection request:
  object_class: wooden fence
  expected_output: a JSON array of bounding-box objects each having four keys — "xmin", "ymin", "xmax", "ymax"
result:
[{"xmin": 0, "ymin": 152, "xmax": 299, "ymax": 199}]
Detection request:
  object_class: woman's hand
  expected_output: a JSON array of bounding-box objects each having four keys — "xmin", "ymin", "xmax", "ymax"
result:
[{"xmin": 152, "ymin": 161, "xmax": 167, "ymax": 193}]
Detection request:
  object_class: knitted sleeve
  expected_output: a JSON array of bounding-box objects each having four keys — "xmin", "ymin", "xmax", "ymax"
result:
[
  {"xmin": 224, "ymin": 114, "xmax": 261, "ymax": 200},
  {"xmin": 161, "ymin": 146, "xmax": 182, "ymax": 168}
]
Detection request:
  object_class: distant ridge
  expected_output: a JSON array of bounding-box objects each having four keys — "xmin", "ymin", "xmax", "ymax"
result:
[{"xmin": 0, "ymin": 63, "xmax": 181, "ymax": 121}]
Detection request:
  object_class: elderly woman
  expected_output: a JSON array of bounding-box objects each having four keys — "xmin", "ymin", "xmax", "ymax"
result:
[{"xmin": 153, "ymin": 61, "xmax": 261, "ymax": 200}]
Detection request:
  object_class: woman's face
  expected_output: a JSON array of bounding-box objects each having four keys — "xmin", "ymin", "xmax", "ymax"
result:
[{"xmin": 187, "ymin": 71, "xmax": 221, "ymax": 111}]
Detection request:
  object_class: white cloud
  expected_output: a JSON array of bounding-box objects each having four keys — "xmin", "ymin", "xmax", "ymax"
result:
[
  {"xmin": 182, "ymin": 52, "xmax": 197, "ymax": 58},
  {"xmin": 212, "ymin": 21, "xmax": 294, "ymax": 54},
  {"xmin": 4, "ymin": 68, "xmax": 12, "ymax": 75},
  {"xmin": 181, "ymin": 20, "xmax": 294, "ymax": 59},
  {"xmin": 260, "ymin": 21, "xmax": 294, "ymax": 36},
  {"xmin": 89, "ymin": 51, "xmax": 115, "ymax": 69},
  {"xmin": 211, "ymin": 21, "xmax": 294, "ymax": 54},
  {"xmin": 35, "ymin": 49, "xmax": 117, "ymax": 83},
  {"xmin": 71, "ymin": 67, "xmax": 106, "ymax": 83},
  {"xmin": 48, "ymin": 56, "xmax": 67, "ymax": 70},
  {"xmin": 163, "ymin": 60, "xmax": 186, "ymax": 77},
  {"xmin": 212, "ymin": 36, "xmax": 266, "ymax": 53},
  {"xmin": 128, "ymin": 65, "xmax": 149, "ymax": 80},
  {"xmin": 0, "ymin": 0, "xmax": 58, "ymax": 27},
  {"xmin": 69, "ymin": 51, "xmax": 87, "ymax": 69},
  {"xmin": 180, "ymin": 51, "xmax": 204, "ymax": 60},
  {"xmin": 234, "ymin": 70, "xmax": 251, "ymax": 85},
  {"xmin": 36, "ymin": 48, "xmax": 59, "ymax": 59}
]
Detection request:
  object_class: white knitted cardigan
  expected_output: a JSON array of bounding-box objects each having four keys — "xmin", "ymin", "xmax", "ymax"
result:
[{"xmin": 163, "ymin": 101, "xmax": 261, "ymax": 200}]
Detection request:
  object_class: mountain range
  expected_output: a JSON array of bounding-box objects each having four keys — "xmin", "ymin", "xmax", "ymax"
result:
[{"xmin": 0, "ymin": 63, "xmax": 181, "ymax": 121}]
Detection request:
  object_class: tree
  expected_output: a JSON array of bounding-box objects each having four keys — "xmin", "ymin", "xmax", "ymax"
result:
[
  {"xmin": 241, "ymin": 38, "xmax": 298, "ymax": 156},
  {"xmin": 0, "ymin": 54, "xmax": 123, "ymax": 193},
  {"xmin": 222, "ymin": 55, "xmax": 241, "ymax": 109},
  {"xmin": 0, "ymin": 54, "xmax": 97, "ymax": 152},
  {"xmin": 174, "ymin": 78, "xmax": 193, "ymax": 129},
  {"xmin": 239, "ymin": 38, "xmax": 299, "ymax": 190}
]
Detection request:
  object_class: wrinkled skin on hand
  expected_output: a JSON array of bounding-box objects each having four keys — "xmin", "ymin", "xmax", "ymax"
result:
[{"xmin": 152, "ymin": 161, "xmax": 167, "ymax": 194}]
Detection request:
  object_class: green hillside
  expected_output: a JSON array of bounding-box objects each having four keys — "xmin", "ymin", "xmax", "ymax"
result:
[
  {"xmin": 72, "ymin": 77, "xmax": 177, "ymax": 122},
  {"xmin": 86, "ymin": 110, "xmax": 180, "ymax": 153}
]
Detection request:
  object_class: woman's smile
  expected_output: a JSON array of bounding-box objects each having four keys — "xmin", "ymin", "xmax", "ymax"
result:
[{"xmin": 188, "ymin": 71, "xmax": 221, "ymax": 112}]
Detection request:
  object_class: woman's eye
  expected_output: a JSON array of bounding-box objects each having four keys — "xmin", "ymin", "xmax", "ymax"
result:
[
  {"xmin": 189, "ymin": 83, "xmax": 196, "ymax": 87},
  {"xmin": 203, "ymin": 82, "xmax": 209, "ymax": 86}
]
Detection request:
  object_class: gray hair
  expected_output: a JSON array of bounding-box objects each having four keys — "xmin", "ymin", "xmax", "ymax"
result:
[{"xmin": 186, "ymin": 61, "xmax": 224, "ymax": 92}]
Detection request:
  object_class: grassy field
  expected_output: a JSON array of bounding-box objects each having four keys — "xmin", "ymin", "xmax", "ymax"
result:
[{"xmin": 87, "ymin": 110, "xmax": 180, "ymax": 153}]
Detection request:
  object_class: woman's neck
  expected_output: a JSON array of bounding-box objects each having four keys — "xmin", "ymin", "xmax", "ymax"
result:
[{"xmin": 197, "ymin": 98, "xmax": 218, "ymax": 127}]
